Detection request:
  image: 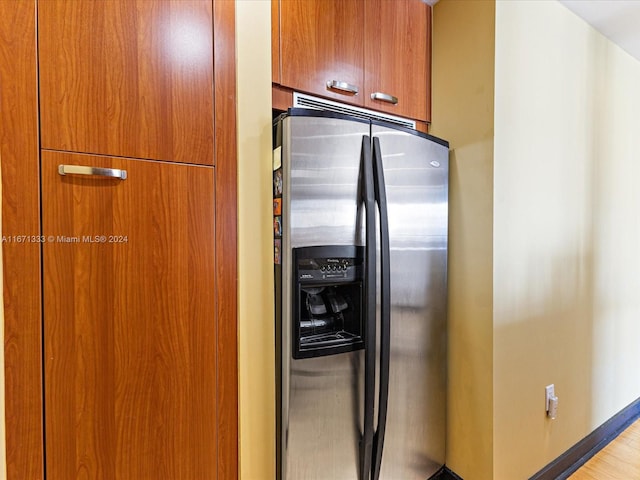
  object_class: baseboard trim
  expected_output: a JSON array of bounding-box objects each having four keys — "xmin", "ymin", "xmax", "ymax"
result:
[
  {"xmin": 530, "ymin": 396, "xmax": 640, "ymax": 480},
  {"xmin": 431, "ymin": 465, "xmax": 464, "ymax": 480}
]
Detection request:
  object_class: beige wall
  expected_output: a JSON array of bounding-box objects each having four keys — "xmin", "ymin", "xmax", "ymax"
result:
[
  {"xmin": 433, "ymin": 1, "xmax": 640, "ymax": 478},
  {"xmin": 236, "ymin": 1, "xmax": 275, "ymax": 479},
  {"xmin": 494, "ymin": 1, "xmax": 640, "ymax": 478},
  {"xmin": 430, "ymin": 2, "xmax": 495, "ymax": 479}
]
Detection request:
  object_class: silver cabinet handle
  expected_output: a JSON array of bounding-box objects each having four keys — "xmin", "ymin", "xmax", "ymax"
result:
[
  {"xmin": 370, "ymin": 92, "xmax": 398, "ymax": 105},
  {"xmin": 326, "ymin": 80, "xmax": 359, "ymax": 95},
  {"xmin": 58, "ymin": 164, "xmax": 127, "ymax": 180}
]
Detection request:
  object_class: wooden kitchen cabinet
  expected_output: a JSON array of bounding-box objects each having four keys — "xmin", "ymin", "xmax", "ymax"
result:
[
  {"xmin": 274, "ymin": 0, "xmax": 431, "ymax": 122},
  {"xmin": 364, "ymin": 0, "xmax": 431, "ymax": 121},
  {"xmin": 278, "ymin": 0, "xmax": 365, "ymax": 104},
  {"xmin": 42, "ymin": 150, "xmax": 218, "ymax": 479},
  {"xmin": 2, "ymin": 0, "xmax": 237, "ymax": 478},
  {"xmin": 38, "ymin": 0, "xmax": 215, "ymax": 165}
]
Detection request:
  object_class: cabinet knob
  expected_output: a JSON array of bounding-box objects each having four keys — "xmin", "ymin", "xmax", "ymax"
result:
[
  {"xmin": 58, "ymin": 164, "xmax": 128, "ymax": 180},
  {"xmin": 326, "ymin": 80, "xmax": 359, "ymax": 95},
  {"xmin": 370, "ymin": 92, "xmax": 398, "ymax": 105}
]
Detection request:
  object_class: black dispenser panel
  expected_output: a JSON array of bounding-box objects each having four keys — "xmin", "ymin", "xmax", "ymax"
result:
[{"xmin": 292, "ymin": 245, "xmax": 364, "ymax": 359}]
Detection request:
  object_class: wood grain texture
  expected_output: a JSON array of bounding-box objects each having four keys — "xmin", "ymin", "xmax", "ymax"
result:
[
  {"xmin": 425, "ymin": 5, "xmax": 432, "ymax": 123},
  {"xmin": 364, "ymin": 0, "xmax": 430, "ymax": 122},
  {"xmin": 272, "ymin": 0, "xmax": 281, "ymax": 84},
  {"xmin": 0, "ymin": 2, "xmax": 44, "ymax": 479},
  {"xmin": 416, "ymin": 121, "xmax": 429, "ymax": 134},
  {"xmin": 272, "ymin": 84, "xmax": 294, "ymax": 112},
  {"xmin": 42, "ymin": 151, "xmax": 217, "ymax": 479},
  {"xmin": 38, "ymin": 0, "xmax": 215, "ymax": 165},
  {"xmin": 213, "ymin": 1, "xmax": 239, "ymax": 478},
  {"xmin": 279, "ymin": 0, "xmax": 364, "ymax": 105},
  {"xmin": 569, "ymin": 419, "xmax": 640, "ymax": 479}
]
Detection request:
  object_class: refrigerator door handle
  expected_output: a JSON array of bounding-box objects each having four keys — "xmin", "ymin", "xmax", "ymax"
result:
[
  {"xmin": 371, "ymin": 137, "xmax": 391, "ymax": 480},
  {"xmin": 360, "ymin": 135, "xmax": 376, "ymax": 480}
]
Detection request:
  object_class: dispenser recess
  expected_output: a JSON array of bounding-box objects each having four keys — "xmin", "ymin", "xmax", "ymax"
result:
[{"xmin": 292, "ymin": 245, "xmax": 364, "ymax": 359}]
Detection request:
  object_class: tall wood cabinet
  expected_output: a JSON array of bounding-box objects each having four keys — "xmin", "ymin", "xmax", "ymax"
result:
[
  {"xmin": 2, "ymin": 1, "xmax": 237, "ymax": 479},
  {"xmin": 273, "ymin": 0, "xmax": 432, "ymax": 123}
]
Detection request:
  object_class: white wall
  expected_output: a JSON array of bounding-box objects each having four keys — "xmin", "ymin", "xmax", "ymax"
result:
[
  {"xmin": 494, "ymin": 1, "xmax": 640, "ymax": 477},
  {"xmin": 236, "ymin": 1, "xmax": 275, "ymax": 479}
]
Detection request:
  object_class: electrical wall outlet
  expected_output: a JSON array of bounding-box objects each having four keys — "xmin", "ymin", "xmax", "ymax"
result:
[
  {"xmin": 545, "ymin": 384, "xmax": 554, "ymax": 407},
  {"xmin": 545, "ymin": 384, "xmax": 558, "ymax": 419}
]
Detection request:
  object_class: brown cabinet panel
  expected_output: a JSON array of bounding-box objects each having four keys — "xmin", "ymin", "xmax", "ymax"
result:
[
  {"xmin": 38, "ymin": 1, "xmax": 214, "ymax": 165},
  {"xmin": 279, "ymin": 0, "xmax": 364, "ymax": 105},
  {"xmin": 364, "ymin": 0, "xmax": 430, "ymax": 122},
  {"xmin": 42, "ymin": 151, "xmax": 217, "ymax": 479},
  {"xmin": 212, "ymin": 0, "xmax": 239, "ymax": 477},
  {"xmin": 0, "ymin": 2, "xmax": 44, "ymax": 478},
  {"xmin": 272, "ymin": 0, "xmax": 281, "ymax": 84}
]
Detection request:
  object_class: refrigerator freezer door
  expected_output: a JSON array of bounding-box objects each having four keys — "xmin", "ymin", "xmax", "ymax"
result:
[
  {"xmin": 371, "ymin": 124, "xmax": 449, "ymax": 480},
  {"xmin": 285, "ymin": 113, "xmax": 370, "ymax": 249},
  {"xmin": 285, "ymin": 353, "xmax": 363, "ymax": 480},
  {"xmin": 280, "ymin": 113, "xmax": 370, "ymax": 480}
]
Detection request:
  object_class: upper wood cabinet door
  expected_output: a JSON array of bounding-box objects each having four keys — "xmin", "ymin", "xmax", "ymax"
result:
[
  {"xmin": 279, "ymin": 0, "xmax": 364, "ymax": 105},
  {"xmin": 39, "ymin": 1, "xmax": 214, "ymax": 165},
  {"xmin": 364, "ymin": 0, "xmax": 431, "ymax": 122},
  {"xmin": 42, "ymin": 150, "xmax": 217, "ymax": 478}
]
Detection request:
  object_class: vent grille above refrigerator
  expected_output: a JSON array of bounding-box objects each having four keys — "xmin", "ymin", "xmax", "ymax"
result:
[{"xmin": 293, "ymin": 92, "xmax": 417, "ymax": 130}]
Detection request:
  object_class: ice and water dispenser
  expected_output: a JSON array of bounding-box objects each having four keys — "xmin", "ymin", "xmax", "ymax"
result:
[{"xmin": 292, "ymin": 245, "xmax": 365, "ymax": 359}]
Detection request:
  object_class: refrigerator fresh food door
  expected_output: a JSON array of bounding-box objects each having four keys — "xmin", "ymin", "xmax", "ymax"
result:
[
  {"xmin": 279, "ymin": 112, "xmax": 371, "ymax": 480},
  {"xmin": 371, "ymin": 123, "xmax": 449, "ymax": 480}
]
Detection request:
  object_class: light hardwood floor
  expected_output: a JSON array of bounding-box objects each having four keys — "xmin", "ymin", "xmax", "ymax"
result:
[{"xmin": 569, "ymin": 418, "xmax": 640, "ymax": 479}]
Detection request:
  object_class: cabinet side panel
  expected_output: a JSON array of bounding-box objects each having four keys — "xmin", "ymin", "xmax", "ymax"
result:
[
  {"xmin": 213, "ymin": 0, "xmax": 239, "ymax": 478},
  {"xmin": 0, "ymin": 2, "xmax": 44, "ymax": 479}
]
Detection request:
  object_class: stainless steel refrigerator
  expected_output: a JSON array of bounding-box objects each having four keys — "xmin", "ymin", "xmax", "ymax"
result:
[{"xmin": 273, "ymin": 109, "xmax": 449, "ymax": 480}]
